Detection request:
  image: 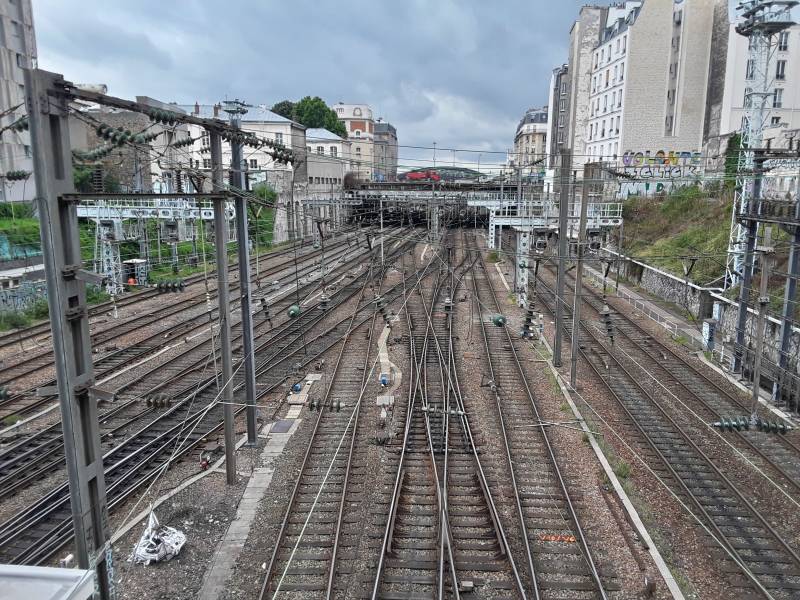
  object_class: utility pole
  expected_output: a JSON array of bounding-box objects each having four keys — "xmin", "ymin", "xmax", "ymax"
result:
[
  {"xmin": 26, "ymin": 69, "xmax": 115, "ymax": 598},
  {"xmin": 380, "ymin": 195, "xmax": 384, "ymax": 267},
  {"xmin": 570, "ymin": 163, "xmax": 591, "ymax": 388},
  {"xmin": 226, "ymin": 101, "xmax": 258, "ymax": 446},
  {"xmin": 210, "ymin": 130, "xmax": 237, "ymax": 484},
  {"xmin": 775, "ymin": 143, "xmax": 800, "ymax": 402},
  {"xmin": 733, "ymin": 150, "xmax": 766, "ymax": 373},
  {"xmin": 750, "ymin": 227, "xmax": 773, "ymax": 417},
  {"xmin": 553, "ymin": 148, "xmax": 572, "ymax": 367}
]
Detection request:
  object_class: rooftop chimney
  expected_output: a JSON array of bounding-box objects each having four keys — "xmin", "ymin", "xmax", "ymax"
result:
[
  {"xmin": 213, "ymin": 103, "xmax": 221, "ymax": 118},
  {"xmin": 194, "ymin": 102, "xmax": 200, "ymax": 115}
]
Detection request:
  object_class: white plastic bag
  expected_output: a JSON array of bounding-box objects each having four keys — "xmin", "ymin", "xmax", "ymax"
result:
[{"xmin": 131, "ymin": 511, "xmax": 187, "ymax": 565}]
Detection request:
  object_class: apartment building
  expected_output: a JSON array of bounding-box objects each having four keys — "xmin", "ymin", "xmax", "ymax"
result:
[
  {"xmin": 721, "ymin": 22, "xmax": 800, "ymax": 138},
  {"xmin": 332, "ymin": 103, "xmax": 374, "ymax": 180},
  {"xmin": 306, "ymin": 128, "xmax": 352, "ymax": 192},
  {"xmin": 374, "ymin": 120, "xmax": 398, "ymax": 182},
  {"xmin": 0, "ymin": 0, "xmax": 36, "ymax": 202},
  {"xmin": 511, "ymin": 106, "xmax": 548, "ymax": 170}
]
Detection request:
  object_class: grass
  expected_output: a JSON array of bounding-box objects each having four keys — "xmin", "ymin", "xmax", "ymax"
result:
[
  {"xmin": 622, "ymin": 187, "xmax": 732, "ymax": 286},
  {"xmin": 486, "ymin": 250, "xmax": 500, "ymax": 263}
]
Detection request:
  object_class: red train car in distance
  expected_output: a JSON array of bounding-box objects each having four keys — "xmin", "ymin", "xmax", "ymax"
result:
[{"xmin": 404, "ymin": 169, "xmax": 441, "ymax": 182}]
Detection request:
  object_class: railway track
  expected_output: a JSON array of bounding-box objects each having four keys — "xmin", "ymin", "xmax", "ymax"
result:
[
  {"xmin": 534, "ymin": 266, "xmax": 800, "ymax": 599},
  {"xmin": 371, "ymin": 238, "xmax": 526, "ymax": 599},
  {"xmin": 468, "ymin": 237, "xmax": 612, "ymax": 599},
  {"xmin": 0, "ymin": 230, "xmax": 369, "ymax": 355},
  {"xmin": 0, "ymin": 236, "xmax": 411, "ymax": 566},
  {"xmin": 551, "ymin": 264, "xmax": 800, "ymax": 496},
  {"xmin": 258, "ymin": 260, "xmax": 385, "ymax": 599},
  {"xmin": 0, "ymin": 239, "xmax": 381, "ymax": 500},
  {"xmin": 0, "ymin": 232, "xmax": 364, "ymax": 400}
]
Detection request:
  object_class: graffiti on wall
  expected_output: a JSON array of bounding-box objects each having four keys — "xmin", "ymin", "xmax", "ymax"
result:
[{"xmin": 618, "ymin": 150, "xmax": 703, "ymax": 197}]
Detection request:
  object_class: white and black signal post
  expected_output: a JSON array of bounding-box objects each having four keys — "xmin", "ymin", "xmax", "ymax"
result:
[{"xmin": 25, "ymin": 68, "xmax": 115, "ymax": 598}]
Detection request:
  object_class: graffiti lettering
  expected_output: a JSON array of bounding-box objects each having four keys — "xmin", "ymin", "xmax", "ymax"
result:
[{"xmin": 621, "ymin": 150, "xmax": 701, "ymax": 167}]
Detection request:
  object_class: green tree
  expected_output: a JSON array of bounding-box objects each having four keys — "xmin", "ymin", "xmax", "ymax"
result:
[
  {"xmin": 73, "ymin": 165, "xmax": 93, "ymax": 192},
  {"xmin": 276, "ymin": 96, "xmax": 347, "ymax": 139},
  {"xmin": 724, "ymin": 133, "xmax": 741, "ymax": 191},
  {"xmin": 271, "ymin": 100, "xmax": 295, "ymax": 120}
]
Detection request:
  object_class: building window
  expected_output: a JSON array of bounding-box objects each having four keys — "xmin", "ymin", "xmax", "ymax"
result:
[
  {"xmin": 622, "ymin": 35, "xmax": 627, "ymax": 53},
  {"xmin": 560, "ymin": 81, "xmax": 567, "ymax": 95},
  {"xmin": 249, "ymin": 159, "xmax": 258, "ymax": 169},
  {"xmin": 558, "ymin": 114, "xmax": 565, "ymax": 127},
  {"xmin": 746, "ymin": 59, "xmax": 755, "ymax": 80},
  {"xmin": 744, "ymin": 87, "xmax": 752, "ymax": 108},
  {"xmin": 316, "ymin": 146, "xmax": 324, "ymax": 154},
  {"xmin": 194, "ymin": 160, "xmax": 200, "ymax": 169},
  {"xmin": 315, "ymin": 177, "xmax": 321, "ymax": 184},
  {"xmin": 605, "ymin": 70, "xmax": 609, "ymax": 87},
  {"xmin": 771, "ymin": 116, "xmax": 781, "ymax": 126},
  {"xmin": 773, "ymin": 88, "xmax": 783, "ymax": 108},
  {"xmin": 355, "ymin": 147, "xmax": 361, "ymax": 155},
  {"xmin": 354, "ymin": 130, "xmax": 361, "ymax": 138},
  {"xmin": 307, "ymin": 146, "xmax": 311, "ymax": 153},
  {"xmin": 15, "ymin": 53, "xmax": 24, "ymax": 68},
  {"xmin": 603, "ymin": 95, "xmax": 608, "ymax": 112},
  {"xmin": 779, "ymin": 31, "xmax": 789, "ymax": 51},
  {"xmin": 776, "ymin": 60, "xmax": 786, "ymax": 80},
  {"xmin": 620, "ymin": 62, "xmax": 624, "ymax": 80},
  {"xmin": 617, "ymin": 93, "xmax": 622, "ymax": 108},
  {"xmin": 23, "ymin": 144, "xmax": 30, "ymax": 158},
  {"xmin": 559, "ymin": 99, "xmax": 566, "ymax": 112},
  {"xmin": 615, "ymin": 116, "xmax": 620, "ymax": 134},
  {"xmin": 330, "ymin": 146, "xmax": 337, "ymax": 157},
  {"xmin": 275, "ymin": 132, "xmax": 283, "ymax": 144},
  {"xmin": 203, "ymin": 159, "xmax": 211, "ymax": 169}
]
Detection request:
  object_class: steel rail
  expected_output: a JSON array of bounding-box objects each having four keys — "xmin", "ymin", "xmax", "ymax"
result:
[
  {"xmin": 535, "ymin": 274, "xmax": 800, "ymax": 599},
  {"xmin": 470, "ymin": 236, "xmax": 609, "ymax": 600}
]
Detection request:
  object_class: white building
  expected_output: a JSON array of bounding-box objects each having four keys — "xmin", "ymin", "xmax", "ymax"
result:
[
  {"xmin": 305, "ymin": 128, "xmax": 352, "ymax": 193},
  {"xmin": 0, "ymin": 0, "xmax": 36, "ymax": 202},
  {"xmin": 180, "ymin": 103, "xmax": 307, "ymax": 191},
  {"xmin": 332, "ymin": 103, "xmax": 374, "ymax": 180},
  {"xmin": 581, "ymin": 0, "xmax": 727, "ymax": 199},
  {"xmin": 585, "ymin": 3, "xmax": 639, "ymax": 164},
  {"xmin": 511, "ymin": 106, "xmax": 548, "ymax": 171},
  {"xmin": 720, "ymin": 22, "xmax": 800, "ymax": 138}
]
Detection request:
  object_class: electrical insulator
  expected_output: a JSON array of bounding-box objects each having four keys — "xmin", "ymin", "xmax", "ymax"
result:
[
  {"xmin": 11, "ymin": 117, "xmax": 28, "ymax": 132},
  {"xmin": 492, "ymin": 314, "xmax": 507, "ymax": 327},
  {"xmin": 320, "ymin": 294, "xmax": 330, "ymax": 310},
  {"xmin": 287, "ymin": 304, "xmax": 301, "ymax": 319},
  {"xmin": 4, "ymin": 170, "xmax": 30, "ymax": 181}
]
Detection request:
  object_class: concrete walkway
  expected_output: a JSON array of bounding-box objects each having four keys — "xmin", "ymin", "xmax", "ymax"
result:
[{"xmin": 197, "ymin": 375, "xmax": 322, "ymax": 600}]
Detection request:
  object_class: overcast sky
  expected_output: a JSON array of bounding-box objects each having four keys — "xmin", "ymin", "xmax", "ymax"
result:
[{"xmin": 32, "ymin": 1, "xmax": 673, "ymax": 172}]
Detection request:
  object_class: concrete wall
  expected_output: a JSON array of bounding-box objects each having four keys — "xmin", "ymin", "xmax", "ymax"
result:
[{"xmin": 602, "ymin": 249, "xmax": 800, "ymax": 371}]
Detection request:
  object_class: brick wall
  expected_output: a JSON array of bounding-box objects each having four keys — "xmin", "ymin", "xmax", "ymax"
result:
[{"xmin": 84, "ymin": 111, "xmax": 154, "ymax": 191}]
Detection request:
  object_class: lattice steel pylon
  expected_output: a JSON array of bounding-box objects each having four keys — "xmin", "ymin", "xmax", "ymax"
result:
[{"xmin": 726, "ymin": 0, "xmax": 797, "ymax": 288}]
